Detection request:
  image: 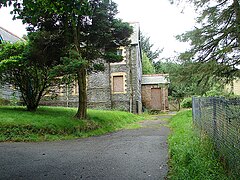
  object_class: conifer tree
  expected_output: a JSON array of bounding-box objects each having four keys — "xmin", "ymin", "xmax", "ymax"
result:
[{"xmin": 172, "ymin": 0, "xmax": 240, "ymax": 80}]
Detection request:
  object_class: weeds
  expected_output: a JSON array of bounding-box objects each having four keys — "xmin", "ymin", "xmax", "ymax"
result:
[{"xmin": 168, "ymin": 110, "xmax": 230, "ymax": 180}]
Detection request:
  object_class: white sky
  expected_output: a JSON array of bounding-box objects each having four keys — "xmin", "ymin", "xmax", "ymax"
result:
[{"xmin": 0, "ymin": 0, "xmax": 196, "ymax": 58}]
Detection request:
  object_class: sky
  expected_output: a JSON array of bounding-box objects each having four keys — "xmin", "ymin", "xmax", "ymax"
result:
[{"xmin": 0, "ymin": 0, "xmax": 196, "ymax": 58}]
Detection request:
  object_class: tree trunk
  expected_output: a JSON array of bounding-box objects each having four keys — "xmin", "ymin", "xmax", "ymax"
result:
[
  {"xmin": 74, "ymin": 68, "xmax": 87, "ymax": 119},
  {"xmin": 26, "ymin": 103, "xmax": 38, "ymax": 112},
  {"xmin": 24, "ymin": 92, "xmax": 41, "ymax": 112}
]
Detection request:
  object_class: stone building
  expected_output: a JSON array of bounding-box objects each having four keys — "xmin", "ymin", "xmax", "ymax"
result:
[
  {"xmin": 41, "ymin": 22, "xmax": 143, "ymax": 114},
  {"xmin": 0, "ymin": 25, "xmax": 169, "ymax": 113},
  {"xmin": 87, "ymin": 22, "xmax": 142, "ymax": 113},
  {"xmin": 41, "ymin": 22, "xmax": 170, "ymax": 113},
  {"xmin": 0, "ymin": 26, "xmax": 23, "ymax": 100}
]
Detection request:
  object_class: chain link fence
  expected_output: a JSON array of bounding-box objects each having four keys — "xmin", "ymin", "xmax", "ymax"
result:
[{"xmin": 192, "ymin": 97, "xmax": 240, "ymax": 176}]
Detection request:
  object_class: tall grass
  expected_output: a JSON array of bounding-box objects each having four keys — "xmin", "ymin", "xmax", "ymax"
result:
[
  {"xmin": 168, "ymin": 110, "xmax": 230, "ymax": 180},
  {"xmin": 0, "ymin": 106, "xmax": 143, "ymax": 142}
]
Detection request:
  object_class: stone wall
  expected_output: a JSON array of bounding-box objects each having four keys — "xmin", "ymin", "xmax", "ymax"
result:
[
  {"xmin": 87, "ymin": 45, "xmax": 142, "ymax": 113},
  {"xmin": 129, "ymin": 45, "xmax": 142, "ymax": 114},
  {"xmin": 87, "ymin": 63, "xmax": 111, "ymax": 109},
  {"xmin": 0, "ymin": 83, "xmax": 21, "ymax": 100},
  {"xmin": 225, "ymin": 79, "xmax": 240, "ymax": 95},
  {"xmin": 40, "ymin": 44, "xmax": 143, "ymax": 114}
]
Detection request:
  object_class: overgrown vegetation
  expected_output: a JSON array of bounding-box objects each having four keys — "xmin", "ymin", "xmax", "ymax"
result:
[
  {"xmin": 0, "ymin": 106, "xmax": 143, "ymax": 142},
  {"xmin": 168, "ymin": 110, "xmax": 230, "ymax": 179},
  {"xmin": 180, "ymin": 97, "xmax": 192, "ymax": 108}
]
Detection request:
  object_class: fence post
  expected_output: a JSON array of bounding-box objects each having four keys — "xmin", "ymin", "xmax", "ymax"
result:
[
  {"xmin": 213, "ymin": 97, "xmax": 217, "ymax": 141},
  {"xmin": 192, "ymin": 97, "xmax": 195, "ymax": 123},
  {"xmin": 199, "ymin": 98, "xmax": 202, "ymax": 131}
]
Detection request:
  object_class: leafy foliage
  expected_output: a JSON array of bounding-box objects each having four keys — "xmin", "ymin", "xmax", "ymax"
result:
[
  {"xmin": 155, "ymin": 59, "xmax": 226, "ymax": 100},
  {"xmin": 0, "ymin": 31, "xmax": 65, "ymax": 111},
  {"xmin": 142, "ymin": 52, "xmax": 155, "ymax": 74},
  {"xmin": 173, "ymin": 0, "xmax": 240, "ymax": 80},
  {"xmin": 180, "ymin": 97, "xmax": 192, "ymax": 108}
]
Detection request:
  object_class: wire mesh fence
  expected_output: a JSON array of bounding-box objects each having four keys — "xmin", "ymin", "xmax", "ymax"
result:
[{"xmin": 192, "ymin": 97, "xmax": 240, "ymax": 176}]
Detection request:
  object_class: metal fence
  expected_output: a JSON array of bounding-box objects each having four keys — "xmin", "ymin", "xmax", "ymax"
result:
[{"xmin": 192, "ymin": 97, "xmax": 240, "ymax": 176}]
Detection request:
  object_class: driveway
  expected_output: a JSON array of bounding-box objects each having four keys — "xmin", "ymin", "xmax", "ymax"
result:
[{"xmin": 0, "ymin": 115, "xmax": 173, "ymax": 180}]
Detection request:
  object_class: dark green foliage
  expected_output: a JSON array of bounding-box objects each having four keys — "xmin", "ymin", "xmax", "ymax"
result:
[
  {"xmin": 0, "ymin": 31, "xmax": 65, "ymax": 111},
  {"xmin": 173, "ymin": 0, "xmax": 240, "ymax": 80},
  {"xmin": 155, "ymin": 61, "xmax": 196, "ymax": 99},
  {"xmin": 155, "ymin": 59, "xmax": 226, "ymax": 99},
  {"xmin": 104, "ymin": 52, "xmax": 123, "ymax": 64}
]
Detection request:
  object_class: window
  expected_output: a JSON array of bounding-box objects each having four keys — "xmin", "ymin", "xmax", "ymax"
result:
[
  {"xmin": 0, "ymin": 35, "xmax": 2, "ymax": 44},
  {"xmin": 111, "ymin": 72, "xmax": 126, "ymax": 94},
  {"xmin": 72, "ymin": 81, "xmax": 79, "ymax": 95},
  {"xmin": 116, "ymin": 49, "xmax": 123, "ymax": 56},
  {"xmin": 113, "ymin": 76, "xmax": 124, "ymax": 92},
  {"xmin": 110, "ymin": 46, "xmax": 126, "ymax": 65}
]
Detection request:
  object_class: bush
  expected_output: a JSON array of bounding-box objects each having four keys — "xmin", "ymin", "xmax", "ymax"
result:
[{"xmin": 180, "ymin": 97, "xmax": 192, "ymax": 108}]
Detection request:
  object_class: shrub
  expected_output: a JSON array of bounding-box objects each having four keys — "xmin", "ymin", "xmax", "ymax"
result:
[{"xmin": 180, "ymin": 97, "xmax": 192, "ymax": 108}]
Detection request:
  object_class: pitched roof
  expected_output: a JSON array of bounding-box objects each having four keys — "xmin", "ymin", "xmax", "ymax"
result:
[
  {"xmin": 0, "ymin": 26, "xmax": 24, "ymax": 43},
  {"xmin": 142, "ymin": 74, "xmax": 170, "ymax": 85}
]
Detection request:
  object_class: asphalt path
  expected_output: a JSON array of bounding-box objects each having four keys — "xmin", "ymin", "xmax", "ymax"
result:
[{"xmin": 0, "ymin": 115, "xmax": 172, "ymax": 180}]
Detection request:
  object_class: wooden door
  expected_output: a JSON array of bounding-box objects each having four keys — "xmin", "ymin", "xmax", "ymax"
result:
[{"xmin": 151, "ymin": 88, "xmax": 161, "ymax": 110}]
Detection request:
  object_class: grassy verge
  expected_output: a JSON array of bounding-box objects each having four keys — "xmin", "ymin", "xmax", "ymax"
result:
[
  {"xmin": 168, "ymin": 110, "xmax": 229, "ymax": 180},
  {"xmin": 0, "ymin": 106, "xmax": 143, "ymax": 142}
]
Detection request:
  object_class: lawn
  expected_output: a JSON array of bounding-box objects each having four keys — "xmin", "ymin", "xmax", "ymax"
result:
[
  {"xmin": 167, "ymin": 110, "xmax": 230, "ymax": 180},
  {"xmin": 0, "ymin": 106, "xmax": 143, "ymax": 142}
]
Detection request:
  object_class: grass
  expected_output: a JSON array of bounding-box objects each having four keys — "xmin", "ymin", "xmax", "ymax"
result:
[
  {"xmin": 168, "ymin": 110, "xmax": 230, "ymax": 180},
  {"xmin": 0, "ymin": 106, "xmax": 144, "ymax": 142}
]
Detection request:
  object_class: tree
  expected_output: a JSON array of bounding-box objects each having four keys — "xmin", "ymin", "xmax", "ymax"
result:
[
  {"xmin": 140, "ymin": 33, "xmax": 163, "ymax": 61},
  {"xmin": 62, "ymin": 1, "xmax": 132, "ymax": 119},
  {"xmin": 171, "ymin": 0, "xmax": 240, "ymax": 80},
  {"xmin": 0, "ymin": 0, "xmax": 133, "ymax": 119},
  {"xmin": 154, "ymin": 59, "xmax": 220, "ymax": 99},
  {"xmin": 0, "ymin": 31, "xmax": 66, "ymax": 111},
  {"xmin": 142, "ymin": 52, "xmax": 155, "ymax": 74}
]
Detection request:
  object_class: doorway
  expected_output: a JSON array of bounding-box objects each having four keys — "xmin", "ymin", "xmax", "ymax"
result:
[{"xmin": 151, "ymin": 88, "xmax": 162, "ymax": 110}]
